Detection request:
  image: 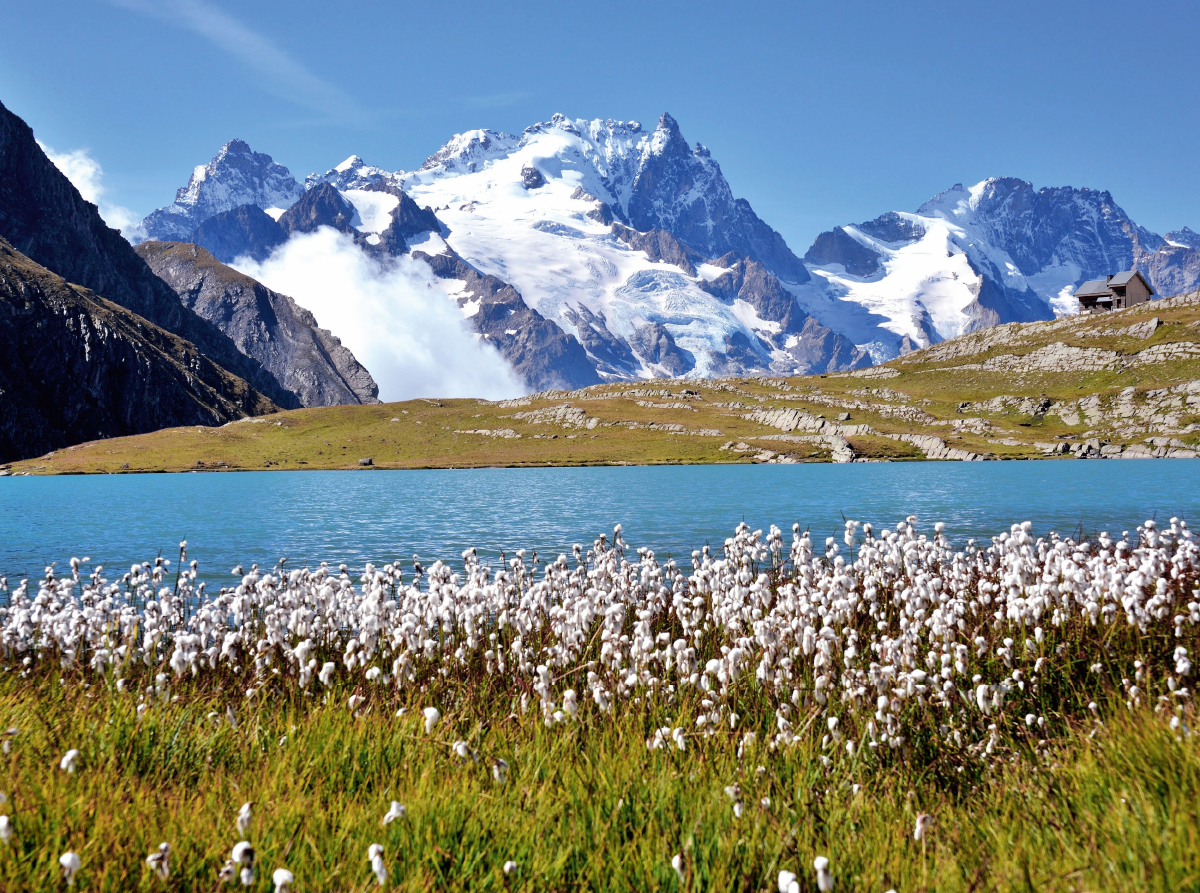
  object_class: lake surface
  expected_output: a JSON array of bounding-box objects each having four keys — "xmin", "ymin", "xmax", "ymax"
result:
[{"xmin": 1, "ymin": 461, "xmax": 1198, "ymax": 580}]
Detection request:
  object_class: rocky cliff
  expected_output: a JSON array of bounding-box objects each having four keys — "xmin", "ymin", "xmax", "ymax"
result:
[
  {"xmin": 0, "ymin": 238, "xmax": 276, "ymax": 464},
  {"xmin": 0, "ymin": 99, "xmax": 299, "ymax": 410},
  {"xmin": 137, "ymin": 242, "xmax": 379, "ymax": 408}
]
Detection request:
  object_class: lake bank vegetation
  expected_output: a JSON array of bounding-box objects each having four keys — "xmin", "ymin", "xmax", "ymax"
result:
[{"xmin": 0, "ymin": 517, "xmax": 1196, "ymax": 889}]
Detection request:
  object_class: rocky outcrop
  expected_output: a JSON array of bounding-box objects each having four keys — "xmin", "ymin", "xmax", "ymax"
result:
[
  {"xmin": 0, "ymin": 238, "xmax": 276, "ymax": 463},
  {"xmin": 628, "ymin": 322, "xmax": 695, "ymax": 376},
  {"xmin": 0, "ymin": 100, "xmax": 297, "ymax": 411},
  {"xmin": 803, "ymin": 227, "xmax": 881, "ymax": 276},
  {"xmin": 414, "ymin": 249, "xmax": 601, "ymax": 391},
  {"xmin": 279, "ymin": 182, "xmax": 357, "ymax": 238},
  {"xmin": 521, "ymin": 166, "xmax": 546, "ymax": 189},
  {"xmin": 610, "ymin": 223, "xmax": 702, "ymax": 276},
  {"xmin": 191, "ymin": 204, "xmax": 286, "ymax": 263},
  {"xmin": 561, "ymin": 304, "xmax": 639, "ymax": 376},
  {"xmin": 699, "ymin": 255, "xmax": 870, "ymax": 372},
  {"xmin": 136, "ymin": 242, "xmax": 379, "ymax": 407}
]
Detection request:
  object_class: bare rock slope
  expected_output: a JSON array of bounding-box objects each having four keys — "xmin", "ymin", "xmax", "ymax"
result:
[{"xmin": 137, "ymin": 242, "xmax": 379, "ymax": 407}]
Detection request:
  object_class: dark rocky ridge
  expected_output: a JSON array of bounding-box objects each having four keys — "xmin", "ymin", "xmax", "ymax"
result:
[
  {"xmin": 192, "ymin": 205, "xmax": 287, "ymax": 263},
  {"xmin": 137, "ymin": 242, "xmax": 379, "ymax": 408},
  {"xmin": 0, "ymin": 99, "xmax": 298, "ymax": 410},
  {"xmin": 413, "ymin": 249, "xmax": 600, "ymax": 390},
  {"xmin": 0, "ymin": 238, "xmax": 276, "ymax": 464}
]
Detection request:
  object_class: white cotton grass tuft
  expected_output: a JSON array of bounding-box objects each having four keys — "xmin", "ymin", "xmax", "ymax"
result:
[
  {"xmin": 671, "ymin": 853, "xmax": 685, "ymax": 883},
  {"xmin": 0, "ymin": 815, "xmax": 10, "ymax": 844},
  {"xmin": 814, "ymin": 855, "xmax": 833, "ymax": 892},
  {"xmin": 272, "ymin": 867, "xmax": 295, "ymax": 893},
  {"xmin": 368, "ymin": 844, "xmax": 387, "ymax": 885},
  {"xmin": 60, "ymin": 749, "xmax": 80, "ymax": 773},
  {"xmin": 59, "ymin": 851, "xmax": 81, "ymax": 885},
  {"xmin": 779, "ymin": 869, "xmax": 800, "ymax": 893},
  {"xmin": 492, "ymin": 758, "xmax": 509, "ymax": 784},
  {"xmin": 146, "ymin": 842, "xmax": 171, "ymax": 880},
  {"xmin": 237, "ymin": 801, "xmax": 253, "ymax": 835},
  {"xmin": 382, "ymin": 800, "xmax": 406, "ymax": 824},
  {"xmin": 914, "ymin": 812, "xmax": 932, "ymax": 841},
  {"xmin": 503, "ymin": 860, "xmax": 518, "ymax": 875},
  {"xmin": 423, "ymin": 707, "xmax": 441, "ymax": 734}
]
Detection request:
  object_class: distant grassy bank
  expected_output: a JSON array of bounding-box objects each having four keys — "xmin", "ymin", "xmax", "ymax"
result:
[{"xmin": 5, "ymin": 293, "xmax": 1200, "ymax": 475}]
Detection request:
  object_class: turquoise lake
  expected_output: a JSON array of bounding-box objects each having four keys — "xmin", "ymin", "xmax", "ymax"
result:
[{"xmin": 1, "ymin": 461, "xmax": 1198, "ymax": 580}]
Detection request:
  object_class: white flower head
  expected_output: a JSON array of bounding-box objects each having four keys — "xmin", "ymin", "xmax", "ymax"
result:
[
  {"xmin": 146, "ymin": 842, "xmax": 171, "ymax": 879},
  {"xmin": 423, "ymin": 707, "xmax": 441, "ymax": 734},
  {"xmin": 814, "ymin": 855, "xmax": 833, "ymax": 892},
  {"xmin": 237, "ymin": 801, "xmax": 253, "ymax": 835},
  {"xmin": 272, "ymin": 867, "xmax": 295, "ymax": 893},
  {"xmin": 671, "ymin": 853, "xmax": 685, "ymax": 883},
  {"xmin": 232, "ymin": 840, "xmax": 255, "ymax": 866},
  {"xmin": 60, "ymin": 851, "xmax": 81, "ymax": 885},
  {"xmin": 0, "ymin": 815, "xmax": 10, "ymax": 844},
  {"xmin": 383, "ymin": 800, "xmax": 406, "ymax": 824},
  {"xmin": 368, "ymin": 844, "xmax": 386, "ymax": 885},
  {"xmin": 914, "ymin": 812, "xmax": 932, "ymax": 841},
  {"xmin": 503, "ymin": 860, "xmax": 518, "ymax": 875},
  {"xmin": 60, "ymin": 749, "xmax": 80, "ymax": 773},
  {"xmin": 779, "ymin": 870, "xmax": 800, "ymax": 893},
  {"xmin": 492, "ymin": 758, "xmax": 509, "ymax": 784}
]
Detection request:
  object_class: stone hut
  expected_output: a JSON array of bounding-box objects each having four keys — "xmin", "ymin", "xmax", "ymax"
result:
[{"xmin": 1074, "ymin": 271, "xmax": 1155, "ymax": 312}]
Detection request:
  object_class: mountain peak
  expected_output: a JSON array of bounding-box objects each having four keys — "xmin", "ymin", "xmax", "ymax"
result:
[{"xmin": 142, "ymin": 140, "xmax": 303, "ymax": 242}]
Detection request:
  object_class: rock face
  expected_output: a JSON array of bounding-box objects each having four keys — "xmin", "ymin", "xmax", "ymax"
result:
[
  {"xmin": 136, "ymin": 242, "xmax": 380, "ymax": 407},
  {"xmin": 414, "ymin": 248, "xmax": 600, "ymax": 391},
  {"xmin": 0, "ymin": 98, "xmax": 298, "ymax": 411},
  {"xmin": 191, "ymin": 204, "xmax": 287, "ymax": 263},
  {"xmin": 623, "ymin": 114, "xmax": 810, "ymax": 283},
  {"xmin": 0, "ymin": 238, "xmax": 276, "ymax": 463},
  {"xmin": 140, "ymin": 139, "xmax": 303, "ymax": 241}
]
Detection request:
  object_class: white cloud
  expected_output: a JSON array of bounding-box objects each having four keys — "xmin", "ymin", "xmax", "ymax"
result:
[
  {"xmin": 233, "ymin": 227, "xmax": 526, "ymax": 402},
  {"xmin": 37, "ymin": 142, "xmax": 146, "ymax": 241},
  {"xmin": 106, "ymin": 0, "xmax": 366, "ymax": 123}
]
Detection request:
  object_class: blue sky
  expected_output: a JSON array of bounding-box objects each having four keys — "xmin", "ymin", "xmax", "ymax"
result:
[{"xmin": 2, "ymin": 0, "xmax": 1197, "ymax": 249}]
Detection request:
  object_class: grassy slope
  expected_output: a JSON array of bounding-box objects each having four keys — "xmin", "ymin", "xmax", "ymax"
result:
[
  {"xmin": 7, "ymin": 293, "xmax": 1200, "ymax": 475},
  {"xmin": 0, "ymin": 681, "xmax": 1195, "ymax": 892}
]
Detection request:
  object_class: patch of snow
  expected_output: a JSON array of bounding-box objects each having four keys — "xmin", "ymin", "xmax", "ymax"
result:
[
  {"xmin": 263, "ymin": 207, "xmax": 286, "ymax": 222},
  {"xmin": 342, "ymin": 190, "xmax": 400, "ymax": 234}
]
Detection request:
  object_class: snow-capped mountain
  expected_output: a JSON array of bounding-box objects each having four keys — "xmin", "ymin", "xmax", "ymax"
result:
[
  {"xmin": 801, "ymin": 177, "xmax": 1200, "ymax": 357},
  {"xmin": 141, "ymin": 139, "xmax": 304, "ymax": 241},
  {"xmin": 137, "ymin": 114, "xmax": 866, "ymax": 388},
  {"xmin": 135, "ymin": 117, "xmax": 1200, "ymax": 390}
]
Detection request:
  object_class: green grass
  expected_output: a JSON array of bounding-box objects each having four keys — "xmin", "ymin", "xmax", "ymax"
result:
[{"xmin": 1, "ymin": 678, "xmax": 1196, "ymax": 892}]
